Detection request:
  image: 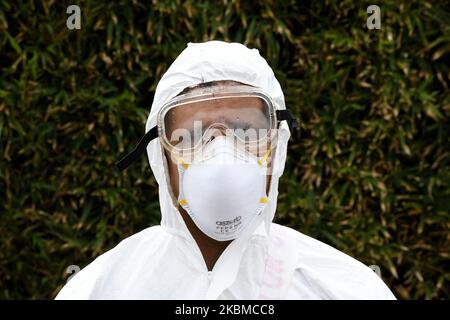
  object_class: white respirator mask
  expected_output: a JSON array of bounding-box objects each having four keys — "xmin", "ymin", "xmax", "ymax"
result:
[
  {"xmin": 177, "ymin": 136, "xmax": 270, "ymax": 241},
  {"xmin": 114, "ymin": 84, "xmax": 300, "ymax": 241}
]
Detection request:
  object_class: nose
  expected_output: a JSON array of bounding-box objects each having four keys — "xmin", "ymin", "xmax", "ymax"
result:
[{"xmin": 203, "ymin": 124, "xmax": 228, "ymax": 143}]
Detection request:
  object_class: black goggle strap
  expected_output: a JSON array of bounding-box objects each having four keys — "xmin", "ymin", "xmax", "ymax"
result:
[
  {"xmin": 115, "ymin": 126, "xmax": 158, "ymax": 171},
  {"xmin": 116, "ymin": 109, "xmax": 299, "ymax": 171},
  {"xmin": 276, "ymin": 109, "xmax": 300, "ymax": 130}
]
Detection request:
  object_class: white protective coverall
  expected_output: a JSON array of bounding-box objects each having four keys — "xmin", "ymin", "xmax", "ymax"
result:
[{"xmin": 56, "ymin": 41, "xmax": 396, "ymax": 300}]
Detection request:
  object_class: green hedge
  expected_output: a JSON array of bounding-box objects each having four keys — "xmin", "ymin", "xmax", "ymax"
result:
[{"xmin": 0, "ymin": 0, "xmax": 448, "ymax": 299}]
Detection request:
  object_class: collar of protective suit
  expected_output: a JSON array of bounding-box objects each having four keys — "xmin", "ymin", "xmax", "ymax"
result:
[{"xmin": 144, "ymin": 41, "xmax": 291, "ymax": 299}]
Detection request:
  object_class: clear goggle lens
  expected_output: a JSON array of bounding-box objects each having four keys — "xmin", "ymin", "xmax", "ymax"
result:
[{"xmin": 160, "ymin": 95, "xmax": 276, "ymax": 161}]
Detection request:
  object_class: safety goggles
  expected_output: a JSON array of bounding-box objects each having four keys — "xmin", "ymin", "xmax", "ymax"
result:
[{"xmin": 116, "ymin": 85, "xmax": 299, "ymax": 170}]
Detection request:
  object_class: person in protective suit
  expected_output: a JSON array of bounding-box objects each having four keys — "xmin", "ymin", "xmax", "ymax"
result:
[{"xmin": 56, "ymin": 41, "xmax": 396, "ymax": 299}]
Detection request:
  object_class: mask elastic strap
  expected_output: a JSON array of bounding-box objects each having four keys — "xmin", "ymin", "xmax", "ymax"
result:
[
  {"xmin": 115, "ymin": 126, "xmax": 158, "ymax": 171},
  {"xmin": 257, "ymin": 146, "xmax": 272, "ymax": 167}
]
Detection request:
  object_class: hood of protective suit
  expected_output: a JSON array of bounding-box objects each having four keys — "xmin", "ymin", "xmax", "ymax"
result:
[
  {"xmin": 145, "ymin": 41, "xmax": 290, "ymax": 243},
  {"xmin": 144, "ymin": 41, "xmax": 291, "ymax": 298}
]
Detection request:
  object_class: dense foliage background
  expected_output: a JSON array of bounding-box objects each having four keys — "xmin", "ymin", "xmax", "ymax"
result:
[{"xmin": 0, "ymin": 0, "xmax": 449, "ymax": 299}]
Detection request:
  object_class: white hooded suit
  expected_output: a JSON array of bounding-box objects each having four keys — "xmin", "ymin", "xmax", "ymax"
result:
[{"xmin": 56, "ymin": 41, "xmax": 396, "ymax": 300}]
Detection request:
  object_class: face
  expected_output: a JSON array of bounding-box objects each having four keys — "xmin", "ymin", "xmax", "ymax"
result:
[{"xmin": 163, "ymin": 83, "xmax": 273, "ymax": 209}]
